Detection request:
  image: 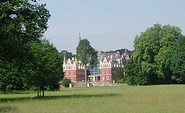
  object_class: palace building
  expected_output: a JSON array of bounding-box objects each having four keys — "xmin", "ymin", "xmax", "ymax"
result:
[
  {"xmin": 99, "ymin": 51, "xmax": 130, "ymax": 82},
  {"xmin": 63, "ymin": 34, "xmax": 130, "ymax": 83},
  {"xmin": 63, "ymin": 57, "xmax": 85, "ymax": 82},
  {"xmin": 63, "ymin": 50, "xmax": 130, "ymax": 83}
]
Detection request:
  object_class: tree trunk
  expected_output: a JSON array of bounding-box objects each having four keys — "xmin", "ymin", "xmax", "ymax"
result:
[
  {"xmin": 40, "ymin": 86, "xmax": 42, "ymax": 97},
  {"xmin": 37, "ymin": 86, "xmax": 43, "ymax": 97},
  {"xmin": 3, "ymin": 83, "xmax": 6, "ymax": 93},
  {"xmin": 42, "ymin": 89, "xmax": 44, "ymax": 97},
  {"xmin": 37, "ymin": 86, "xmax": 40, "ymax": 97},
  {"xmin": 85, "ymin": 67, "xmax": 87, "ymax": 87}
]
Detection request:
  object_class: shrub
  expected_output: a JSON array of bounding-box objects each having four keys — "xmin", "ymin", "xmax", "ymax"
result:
[{"xmin": 62, "ymin": 78, "xmax": 72, "ymax": 87}]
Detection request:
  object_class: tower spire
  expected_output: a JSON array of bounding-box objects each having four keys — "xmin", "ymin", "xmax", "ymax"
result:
[
  {"xmin": 76, "ymin": 32, "xmax": 81, "ymax": 55},
  {"xmin": 79, "ymin": 32, "xmax": 81, "ymax": 41}
]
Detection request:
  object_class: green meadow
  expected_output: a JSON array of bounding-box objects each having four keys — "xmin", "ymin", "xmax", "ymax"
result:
[{"xmin": 0, "ymin": 85, "xmax": 185, "ymax": 113}]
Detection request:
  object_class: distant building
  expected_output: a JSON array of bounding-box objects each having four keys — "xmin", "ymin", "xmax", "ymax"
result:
[
  {"xmin": 63, "ymin": 57, "xmax": 85, "ymax": 82},
  {"xmin": 99, "ymin": 50, "xmax": 130, "ymax": 82},
  {"xmin": 63, "ymin": 50, "xmax": 130, "ymax": 83},
  {"xmin": 63, "ymin": 34, "xmax": 130, "ymax": 83}
]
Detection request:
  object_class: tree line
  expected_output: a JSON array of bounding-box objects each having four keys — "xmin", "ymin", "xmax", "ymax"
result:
[
  {"xmin": 124, "ymin": 24, "xmax": 185, "ymax": 85},
  {"xmin": 0, "ymin": 0, "xmax": 63, "ymax": 96}
]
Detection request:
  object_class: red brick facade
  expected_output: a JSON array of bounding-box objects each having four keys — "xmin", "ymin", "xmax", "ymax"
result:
[
  {"xmin": 99, "ymin": 51, "xmax": 129, "ymax": 82},
  {"xmin": 63, "ymin": 50, "xmax": 130, "ymax": 83},
  {"xmin": 63, "ymin": 58, "xmax": 85, "ymax": 82}
]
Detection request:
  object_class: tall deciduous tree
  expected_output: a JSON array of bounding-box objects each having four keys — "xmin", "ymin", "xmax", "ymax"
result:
[
  {"xmin": 113, "ymin": 68, "xmax": 125, "ymax": 83},
  {"xmin": 155, "ymin": 25, "xmax": 183, "ymax": 83},
  {"xmin": 0, "ymin": 0, "xmax": 50, "ymax": 61},
  {"xmin": 105, "ymin": 49, "xmax": 128, "ymax": 54},
  {"xmin": 60, "ymin": 50, "xmax": 74, "ymax": 59},
  {"xmin": 25, "ymin": 40, "xmax": 63, "ymax": 97},
  {"xmin": 0, "ymin": 0, "xmax": 50, "ymax": 92},
  {"xmin": 0, "ymin": 59, "xmax": 24, "ymax": 92},
  {"xmin": 125, "ymin": 24, "xmax": 184, "ymax": 85},
  {"xmin": 167, "ymin": 36, "xmax": 185, "ymax": 83},
  {"xmin": 76, "ymin": 39, "xmax": 97, "ymax": 86}
]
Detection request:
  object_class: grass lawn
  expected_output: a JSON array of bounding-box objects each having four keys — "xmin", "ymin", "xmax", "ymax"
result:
[{"xmin": 0, "ymin": 85, "xmax": 185, "ymax": 113}]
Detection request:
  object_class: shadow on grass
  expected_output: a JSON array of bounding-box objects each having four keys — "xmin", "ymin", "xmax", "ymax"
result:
[
  {"xmin": 0, "ymin": 106, "xmax": 17, "ymax": 113},
  {"xmin": 60, "ymin": 88, "xmax": 85, "ymax": 92},
  {"xmin": 0, "ymin": 93, "xmax": 119, "ymax": 103}
]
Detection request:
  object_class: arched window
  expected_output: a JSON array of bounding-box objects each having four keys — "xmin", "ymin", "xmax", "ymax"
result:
[
  {"xmin": 66, "ymin": 71, "xmax": 69, "ymax": 75},
  {"xmin": 106, "ymin": 70, "xmax": 109, "ymax": 74},
  {"xmin": 102, "ymin": 70, "xmax": 105, "ymax": 74},
  {"xmin": 71, "ymin": 71, "xmax": 73, "ymax": 75}
]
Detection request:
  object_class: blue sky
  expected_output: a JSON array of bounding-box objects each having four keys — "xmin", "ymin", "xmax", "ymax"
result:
[{"xmin": 40, "ymin": 0, "xmax": 185, "ymax": 53}]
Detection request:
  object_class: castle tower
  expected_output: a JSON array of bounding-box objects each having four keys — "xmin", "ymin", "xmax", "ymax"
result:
[
  {"xmin": 63, "ymin": 33, "xmax": 85, "ymax": 82},
  {"xmin": 75, "ymin": 32, "xmax": 82, "ymax": 55},
  {"xmin": 78, "ymin": 32, "xmax": 81, "ymax": 44}
]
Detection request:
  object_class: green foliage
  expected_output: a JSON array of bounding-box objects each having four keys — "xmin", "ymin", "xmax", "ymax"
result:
[
  {"xmin": 0, "ymin": 60, "xmax": 24, "ymax": 92},
  {"xmin": 76, "ymin": 39, "xmax": 97, "ymax": 86},
  {"xmin": 0, "ymin": 0, "xmax": 51, "ymax": 93},
  {"xmin": 113, "ymin": 68, "xmax": 125, "ymax": 83},
  {"xmin": 167, "ymin": 36, "xmax": 185, "ymax": 83},
  {"xmin": 124, "ymin": 58, "xmax": 147, "ymax": 85},
  {"xmin": 0, "ymin": 0, "xmax": 50, "ymax": 62},
  {"xmin": 25, "ymin": 40, "xmax": 63, "ymax": 96},
  {"xmin": 62, "ymin": 78, "xmax": 72, "ymax": 87},
  {"xmin": 125, "ymin": 24, "xmax": 184, "ymax": 85},
  {"xmin": 105, "ymin": 48, "xmax": 131, "ymax": 54},
  {"xmin": 0, "ymin": 0, "xmax": 63, "ymax": 96},
  {"xmin": 76, "ymin": 39, "xmax": 97, "ymax": 66},
  {"xmin": 60, "ymin": 50, "xmax": 74, "ymax": 59}
]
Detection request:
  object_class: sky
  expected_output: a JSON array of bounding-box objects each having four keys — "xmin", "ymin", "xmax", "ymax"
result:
[{"xmin": 39, "ymin": 0, "xmax": 185, "ymax": 53}]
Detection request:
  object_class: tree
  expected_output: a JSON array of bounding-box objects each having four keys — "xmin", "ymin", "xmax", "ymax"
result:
[
  {"xmin": 76, "ymin": 39, "xmax": 97, "ymax": 86},
  {"xmin": 113, "ymin": 68, "xmax": 125, "ymax": 83},
  {"xmin": 130, "ymin": 24, "xmax": 162, "ymax": 85},
  {"xmin": 124, "ymin": 57, "xmax": 147, "ymax": 85},
  {"xmin": 155, "ymin": 25, "xmax": 183, "ymax": 83},
  {"xmin": 0, "ymin": 59, "xmax": 24, "ymax": 92},
  {"xmin": 25, "ymin": 40, "xmax": 63, "ymax": 97},
  {"xmin": 62, "ymin": 78, "xmax": 72, "ymax": 87},
  {"xmin": 105, "ymin": 48, "xmax": 128, "ymax": 54},
  {"xmin": 60, "ymin": 50, "xmax": 74, "ymax": 59},
  {"xmin": 125, "ymin": 24, "xmax": 184, "ymax": 85},
  {"xmin": 167, "ymin": 36, "xmax": 185, "ymax": 83},
  {"xmin": 0, "ymin": 0, "xmax": 50, "ymax": 62},
  {"xmin": 0, "ymin": 0, "xmax": 50, "ymax": 92}
]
